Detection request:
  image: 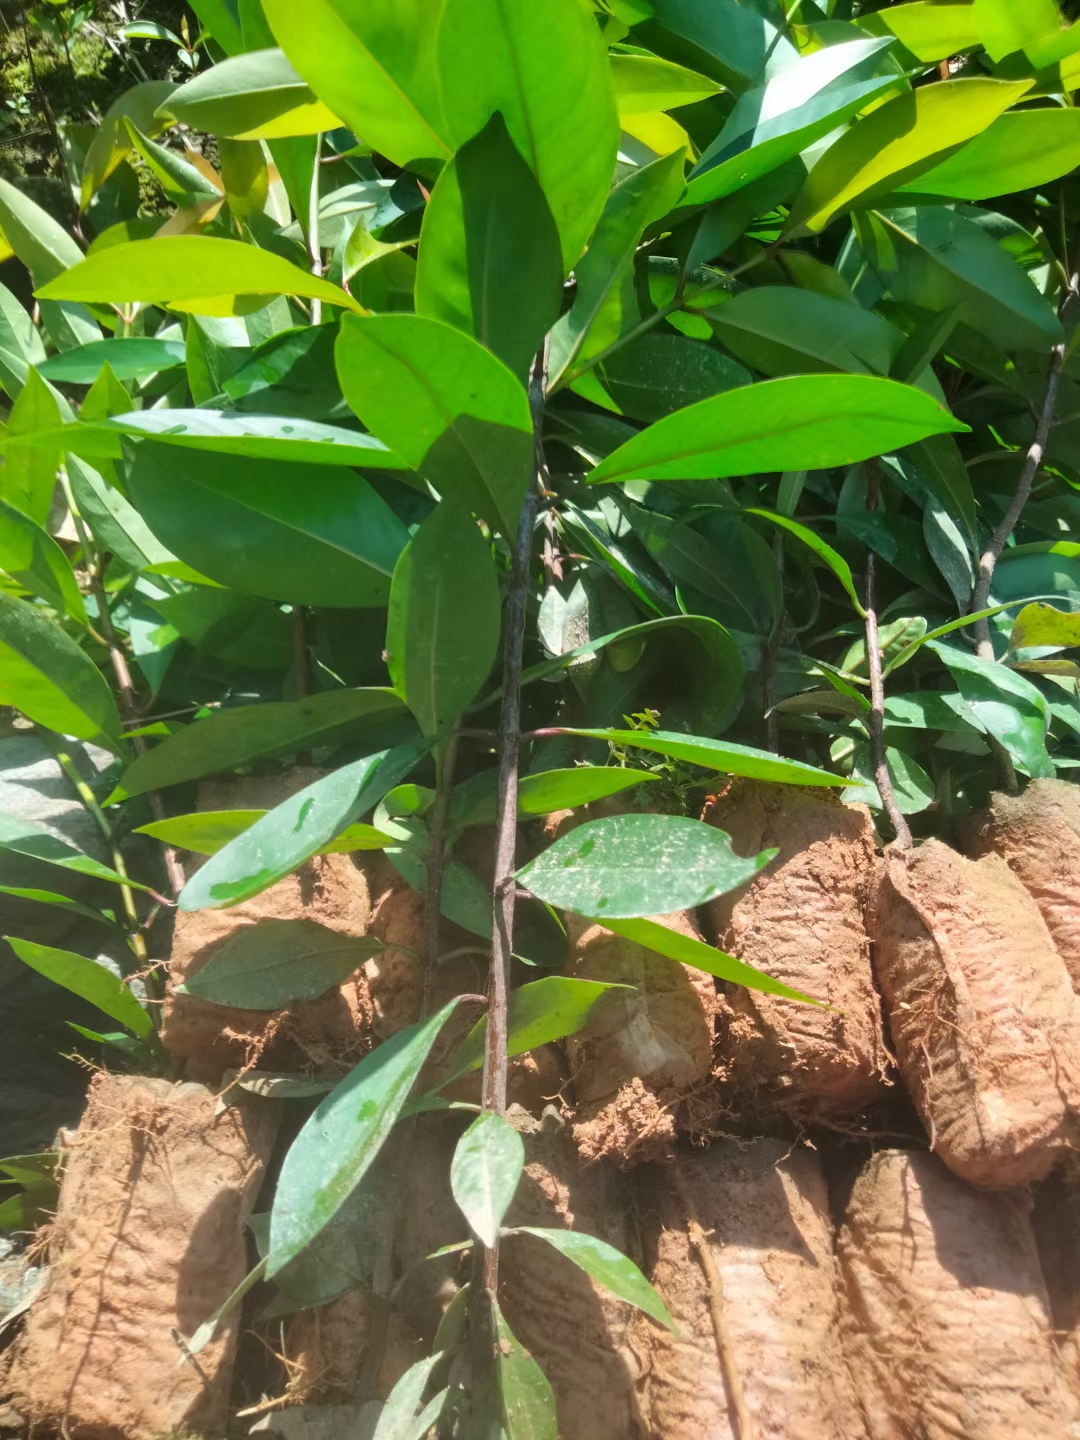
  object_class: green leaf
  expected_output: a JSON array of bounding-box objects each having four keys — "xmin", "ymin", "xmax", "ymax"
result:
[
  {"xmin": 625, "ymin": 507, "xmax": 764, "ymax": 627},
  {"xmin": 643, "ymin": 0, "xmax": 797, "ymax": 93},
  {"xmin": 516, "ymin": 812, "xmax": 772, "ymax": 918},
  {"xmin": 1009, "ymin": 602, "xmax": 1080, "ymax": 652},
  {"xmin": 0, "ymin": 282, "xmax": 46, "ymax": 397},
  {"xmin": 905, "ymin": 434, "xmax": 976, "ymax": 542},
  {"xmin": 267, "ymin": 997, "xmax": 462, "ymax": 1276},
  {"xmin": 683, "ymin": 37, "xmax": 902, "ymax": 210},
  {"xmin": 0, "ymin": 498, "xmax": 87, "ymax": 624},
  {"xmin": 136, "ymin": 811, "xmax": 392, "ymax": 855},
  {"xmin": 261, "ymin": 0, "xmax": 450, "ymax": 171},
  {"xmin": 611, "ymin": 54, "xmax": 721, "ymax": 113},
  {"xmin": 437, "ymin": 0, "xmax": 620, "ymax": 272},
  {"xmin": 0, "ymin": 814, "xmax": 151, "ymax": 891},
  {"xmin": 383, "ymin": 840, "xmax": 492, "ymax": 939},
  {"xmin": 786, "ymin": 78, "xmax": 1032, "ymax": 235},
  {"xmin": 176, "ymin": 919, "xmax": 384, "ymax": 1009},
  {"xmin": 743, "ymin": 509, "xmax": 857, "ymax": 616},
  {"xmin": 550, "ymin": 150, "xmax": 686, "ymax": 388},
  {"xmin": 559, "ymin": 727, "xmax": 847, "ymax": 787},
  {"xmin": 893, "ymin": 110, "xmax": 1080, "ymax": 202},
  {"xmin": 115, "ymin": 689, "xmax": 405, "ymax": 797},
  {"xmin": 578, "ymin": 333, "xmax": 751, "ymax": 423},
  {"xmin": 602, "ymin": 914, "xmax": 821, "ymax": 1006},
  {"xmin": 860, "ymin": 207, "xmax": 1062, "ymax": 354},
  {"xmin": 860, "ymin": 2, "xmax": 981, "ymax": 63},
  {"xmin": 973, "ymin": 0, "xmax": 1068, "ymax": 65},
  {"xmin": 927, "ymin": 639, "xmax": 1053, "ymax": 778},
  {"xmin": 37, "ymin": 338, "xmax": 186, "ymax": 384},
  {"xmin": 519, "ymin": 767, "xmax": 660, "ymax": 817},
  {"xmin": 2, "ymin": 368, "xmax": 63, "ymax": 528},
  {"xmin": 6, "ymin": 938, "xmax": 152, "ymax": 1039},
  {"xmin": 0, "ymin": 886, "xmax": 116, "ymax": 928},
  {"xmin": 509, "ymin": 1227, "xmax": 676, "ymax": 1333},
  {"xmin": 843, "ymin": 743, "xmax": 935, "ymax": 816},
  {"xmin": 707, "ymin": 286, "xmax": 904, "ymax": 378},
  {"xmin": 451, "ymin": 1112, "xmax": 524, "ymax": 1247},
  {"xmin": 386, "ymin": 500, "xmax": 501, "ymax": 737},
  {"xmin": 36, "ymin": 237, "xmax": 363, "ymax": 317},
  {"xmin": 0, "ymin": 594, "xmax": 122, "ymax": 751},
  {"xmin": 336, "ymin": 313, "xmax": 532, "ymax": 539},
  {"xmin": 0, "ymin": 179, "xmax": 82, "ymax": 288},
  {"xmin": 416, "ymin": 114, "xmax": 563, "ymax": 380},
  {"xmin": 372, "ymin": 1355, "xmax": 446, "ymax": 1440},
  {"xmin": 125, "ymin": 121, "xmax": 223, "ymax": 205},
  {"xmin": 80, "ymin": 81, "xmax": 175, "ymax": 209},
  {"xmin": 126, "ymin": 443, "xmax": 407, "ymax": 607},
  {"xmin": 179, "ymin": 740, "xmax": 428, "ymax": 910},
  {"xmin": 158, "ymin": 47, "xmax": 341, "ymax": 140},
  {"xmin": 585, "ymin": 375, "xmax": 968, "ymax": 487},
  {"xmin": 493, "ymin": 1302, "xmax": 557, "ymax": 1440},
  {"xmin": 440, "ymin": 976, "xmax": 623, "ymax": 1082}
]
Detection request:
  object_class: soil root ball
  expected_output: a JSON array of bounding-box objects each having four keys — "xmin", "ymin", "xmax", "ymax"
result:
[
  {"xmin": 704, "ymin": 781, "xmax": 889, "ymax": 1116},
  {"xmin": 564, "ymin": 910, "xmax": 714, "ymax": 1167},
  {"xmin": 872, "ymin": 838, "xmax": 1080, "ymax": 1187},
  {"xmin": 3, "ymin": 1074, "xmax": 276, "ymax": 1440},
  {"xmin": 837, "ymin": 1148, "xmax": 1080, "ymax": 1439},
  {"xmin": 967, "ymin": 779, "xmax": 1080, "ymax": 988},
  {"xmin": 637, "ymin": 1137, "xmax": 864, "ymax": 1440},
  {"xmin": 499, "ymin": 1107, "xmax": 647, "ymax": 1440}
]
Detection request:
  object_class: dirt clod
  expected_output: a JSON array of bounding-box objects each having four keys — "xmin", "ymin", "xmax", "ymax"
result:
[
  {"xmin": 3, "ymin": 1074, "xmax": 276, "ymax": 1440},
  {"xmin": 705, "ymin": 782, "xmax": 889, "ymax": 1116},
  {"xmin": 837, "ymin": 1148, "xmax": 1080, "ymax": 1438},
  {"xmin": 871, "ymin": 838, "xmax": 1080, "ymax": 1187}
]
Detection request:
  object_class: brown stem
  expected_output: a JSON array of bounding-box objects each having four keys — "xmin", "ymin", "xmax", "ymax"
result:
[
  {"xmin": 421, "ymin": 730, "xmax": 460, "ymax": 1014},
  {"xmin": 864, "ymin": 466, "xmax": 912, "ymax": 850}
]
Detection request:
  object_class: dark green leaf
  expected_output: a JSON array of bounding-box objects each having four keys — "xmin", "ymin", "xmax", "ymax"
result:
[
  {"xmin": 386, "ymin": 500, "xmax": 501, "ymax": 736},
  {"xmin": 643, "ymin": 0, "xmax": 797, "ymax": 92},
  {"xmin": 372, "ymin": 1355, "xmax": 446, "ymax": 1440},
  {"xmin": 451, "ymin": 1112, "xmax": 524, "ymax": 1247},
  {"xmin": 927, "ymin": 639, "xmax": 1053, "ymax": 777},
  {"xmin": 707, "ymin": 286, "xmax": 903, "ymax": 378},
  {"xmin": 560, "ymin": 727, "xmax": 847, "ymax": 786},
  {"xmin": 509, "ymin": 1228, "xmax": 676, "ymax": 1332},
  {"xmin": 516, "ymin": 812, "xmax": 773, "ymax": 918},
  {"xmin": 6, "ymin": 938, "xmax": 152, "ymax": 1039},
  {"xmin": 493, "ymin": 1302, "xmax": 557, "ymax": 1440},
  {"xmin": 0, "ymin": 814, "xmax": 151, "ymax": 891},
  {"xmin": 744, "ymin": 509, "xmax": 865, "ymax": 616},
  {"xmin": 37, "ymin": 338, "xmax": 185, "ymax": 384},
  {"xmin": 905, "ymin": 433, "xmax": 976, "ymax": 541},
  {"xmin": 176, "ymin": 919, "xmax": 384, "ymax": 1009},
  {"xmin": 0, "ymin": 498, "xmax": 87, "ymax": 624},
  {"xmin": 580, "ymin": 333, "xmax": 751, "ymax": 422},
  {"xmin": 0, "ymin": 886, "xmax": 116, "ymax": 928}
]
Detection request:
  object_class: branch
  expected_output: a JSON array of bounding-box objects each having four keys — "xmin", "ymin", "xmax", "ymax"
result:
[{"xmin": 864, "ymin": 465, "xmax": 912, "ymax": 850}]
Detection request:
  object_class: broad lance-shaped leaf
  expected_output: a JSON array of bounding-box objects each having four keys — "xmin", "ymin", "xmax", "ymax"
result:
[
  {"xmin": 35, "ymin": 236, "xmax": 363, "ymax": 316},
  {"xmin": 0, "ymin": 178, "xmax": 82, "ymax": 283},
  {"xmin": 558, "ymin": 728, "xmax": 848, "ymax": 787},
  {"xmin": 786, "ymin": 77, "xmax": 1031, "ymax": 236},
  {"xmin": 0, "ymin": 496, "xmax": 86, "ymax": 625},
  {"xmin": 176, "ymin": 920, "xmax": 387, "ymax": 1009},
  {"xmin": 450, "ymin": 1112, "xmax": 524, "ymax": 1248},
  {"xmin": 926, "ymin": 640, "xmax": 1054, "ymax": 779},
  {"xmin": 137, "ymin": 811, "xmax": 392, "ymax": 855},
  {"xmin": 492, "ymin": 1302, "xmax": 557, "ymax": 1440},
  {"xmin": 267, "ymin": 997, "xmax": 463, "ymax": 1275},
  {"xmin": 124, "ymin": 121, "xmax": 223, "ymax": 205},
  {"xmin": 79, "ymin": 81, "xmax": 175, "ymax": 210},
  {"xmin": 179, "ymin": 739, "xmax": 430, "ymax": 911},
  {"xmin": 6, "ymin": 939, "xmax": 153, "ymax": 1040},
  {"xmin": 745, "ymin": 509, "xmax": 866, "ymax": 617},
  {"xmin": 158, "ymin": 47, "xmax": 342, "ymax": 140},
  {"xmin": 611, "ymin": 54, "xmax": 721, "ymax": 114},
  {"xmin": 516, "ymin": 813, "xmax": 774, "ymax": 918},
  {"xmin": 892, "ymin": 110, "xmax": 1080, "ymax": 202},
  {"xmin": 508, "ymin": 1228, "xmax": 676, "ymax": 1333},
  {"xmin": 860, "ymin": 2, "xmax": 980, "ymax": 63},
  {"xmin": 683, "ymin": 36, "xmax": 902, "ymax": 210},
  {"xmin": 0, "ymin": 814, "xmax": 153, "ymax": 892},
  {"xmin": 643, "ymin": 0, "xmax": 797, "ymax": 93},
  {"xmin": 336, "ymin": 313, "xmax": 532, "ymax": 539},
  {"xmin": 386, "ymin": 500, "xmax": 502, "ymax": 737},
  {"xmin": 416, "ymin": 113, "xmax": 563, "ymax": 381},
  {"xmin": 37, "ymin": 338, "xmax": 186, "ymax": 385},
  {"xmin": 0, "ymin": 594, "xmax": 123, "ymax": 752},
  {"xmin": 0, "ymin": 280, "xmax": 46, "ymax": 397},
  {"xmin": 707, "ymin": 287, "xmax": 907, "ymax": 381},
  {"xmin": 371, "ymin": 1356, "xmax": 446, "ymax": 1440},
  {"xmin": 2, "ymin": 368, "xmax": 63, "ymax": 527},
  {"xmin": 114, "ymin": 688, "xmax": 406, "ymax": 798},
  {"xmin": 585, "ymin": 375, "xmax": 968, "ymax": 487}
]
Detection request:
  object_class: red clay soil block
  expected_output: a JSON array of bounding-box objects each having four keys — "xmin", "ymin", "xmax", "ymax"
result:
[
  {"xmin": 872, "ymin": 838, "xmax": 1080, "ymax": 1187},
  {"xmin": 966, "ymin": 779, "xmax": 1080, "ymax": 989},
  {"xmin": 3, "ymin": 1073, "xmax": 276, "ymax": 1440},
  {"xmin": 837, "ymin": 1148, "xmax": 1080, "ymax": 1439},
  {"xmin": 636, "ymin": 1137, "xmax": 865, "ymax": 1440},
  {"xmin": 705, "ymin": 781, "xmax": 890, "ymax": 1116}
]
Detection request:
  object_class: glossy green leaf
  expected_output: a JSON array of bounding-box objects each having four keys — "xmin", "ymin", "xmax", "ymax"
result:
[
  {"xmin": 267, "ymin": 997, "xmax": 462, "ymax": 1275},
  {"xmin": 0, "ymin": 179, "xmax": 83, "ymax": 284},
  {"xmin": 36, "ymin": 237, "xmax": 363, "ymax": 317},
  {"xmin": 560, "ymin": 727, "xmax": 848, "ymax": 786},
  {"xmin": 643, "ymin": 0, "xmax": 797, "ymax": 93},
  {"xmin": 440, "ymin": 976, "xmax": 623, "ymax": 1081},
  {"xmin": 0, "ymin": 498, "xmax": 87, "ymax": 624},
  {"xmin": 451, "ymin": 1112, "xmax": 524, "ymax": 1247},
  {"xmin": 493, "ymin": 1302, "xmax": 557, "ymax": 1440},
  {"xmin": 550, "ymin": 151, "xmax": 686, "ymax": 388},
  {"xmin": 1009, "ymin": 602, "xmax": 1080, "ymax": 652},
  {"xmin": 586, "ymin": 376, "xmax": 967, "ymax": 487},
  {"xmin": 683, "ymin": 38, "xmax": 902, "ymax": 210},
  {"xmin": 893, "ymin": 110, "xmax": 1080, "ymax": 201},
  {"xmin": 38, "ymin": 338, "xmax": 184, "ymax": 385},
  {"xmin": 973, "ymin": 0, "xmax": 1067, "ymax": 64},
  {"xmin": 126, "ymin": 444, "xmax": 407, "ymax": 607},
  {"xmin": 0, "ymin": 814, "xmax": 151, "ymax": 891},
  {"xmin": 860, "ymin": 3, "xmax": 980, "ymax": 63},
  {"xmin": 80, "ymin": 81, "xmax": 175, "ymax": 209},
  {"xmin": 519, "ymin": 767, "xmax": 660, "ymax": 816},
  {"xmin": 844, "ymin": 743, "xmax": 935, "ymax": 816},
  {"xmin": 437, "ymin": 0, "xmax": 620, "ymax": 271},
  {"xmin": 905, "ymin": 434, "xmax": 976, "ymax": 541},
  {"xmin": 125, "ymin": 121, "xmax": 223, "ymax": 205},
  {"xmin": 927, "ymin": 639, "xmax": 1053, "ymax": 778},
  {"xmin": 158, "ymin": 47, "xmax": 341, "ymax": 139},
  {"xmin": 336, "ymin": 313, "xmax": 532, "ymax": 539},
  {"xmin": 603, "ymin": 914, "xmax": 821, "ymax": 1006},
  {"xmin": 136, "ymin": 811, "xmax": 392, "ymax": 855},
  {"xmin": 6, "ymin": 938, "xmax": 152, "ymax": 1039},
  {"xmin": 383, "ymin": 840, "xmax": 492, "ymax": 939},
  {"xmin": 516, "ymin": 812, "xmax": 772, "ymax": 918},
  {"xmin": 509, "ymin": 1227, "xmax": 676, "ymax": 1332},
  {"xmin": 2, "ymin": 368, "xmax": 62, "ymax": 527},
  {"xmin": 179, "ymin": 740, "xmax": 428, "ymax": 910},
  {"xmin": 786, "ymin": 78, "xmax": 1031, "ymax": 235},
  {"xmin": 0, "ymin": 594, "xmax": 122, "ymax": 751},
  {"xmin": 416, "ymin": 114, "xmax": 562, "ymax": 380},
  {"xmin": 611, "ymin": 54, "xmax": 720, "ymax": 113},
  {"xmin": 577, "ymin": 333, "xmax": 751, "ymax": 423},
  {"xmin": 176, "ymin": 919, "xmax": 384, "ymax": 1009},
  {"xmin": 707, "ymin": 286, "xmax": 903, "ymax": 378},
  {"xmin": 0, "ymin": 283, "xmax": 46, "ymax": 397},
  {"xmin": 386, "ymin": 500, "xmax": 501, "ymax": 737},
  {"xmin": 219, "ymin": 138, "xmax": 270, "ymax": 219},
  {"xmin": 116, "ymin": 689, "xmax": 405, "ymax": 797}
]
